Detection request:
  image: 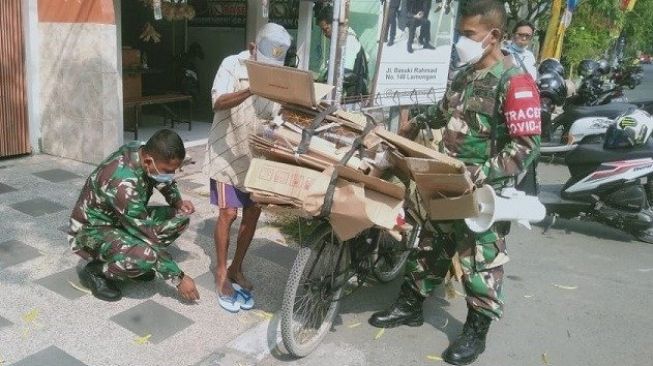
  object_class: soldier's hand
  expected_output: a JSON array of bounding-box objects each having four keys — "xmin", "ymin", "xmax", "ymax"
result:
[
  {"xmin": 176, "ymin": 200, "xmax": 195, "ymax": 215},
  {"xmin": 177, "ymin": 275, "xmax": 200, "ymax": 301}
]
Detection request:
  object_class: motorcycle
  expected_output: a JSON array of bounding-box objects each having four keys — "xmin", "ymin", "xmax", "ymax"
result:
[
  {"xmin": 541, "ymin": 101, "xmax": 638, "ymax": 154},
  {"xmin": 537, "ymin": 71, "xmax": 638, "ymax": 154},
  {"xmin": 539, "ymin": 110, "xmax": 653, "ymax": 244},
  {"xmin": 567, "ymin": 74, "xmax": 627, "ymax": 106},
  {"xmin": 612, "ymin": 62, "xmax": 643, "ymax": 90}
]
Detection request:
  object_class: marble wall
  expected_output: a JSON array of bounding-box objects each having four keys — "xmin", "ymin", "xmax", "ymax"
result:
[{"xmin": 37, "ymin": 0, "xmax": 121, "ymax": 164}]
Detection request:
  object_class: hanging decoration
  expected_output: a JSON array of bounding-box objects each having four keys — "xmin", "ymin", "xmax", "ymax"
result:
[
  {"xmin": 140, "ymin": 0, "xmax": 196, "ymax": 21},
  {"xmin": 139, "ymin": 22, "xmax": 162, "ymax": 43}
]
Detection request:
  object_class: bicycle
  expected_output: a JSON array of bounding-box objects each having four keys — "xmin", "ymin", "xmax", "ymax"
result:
[{"xmin": 280, "ymin": 193, "xmax": 447, "ymax": 357}]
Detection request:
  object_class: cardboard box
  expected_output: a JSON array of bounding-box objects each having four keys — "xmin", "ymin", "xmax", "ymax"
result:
[
  {"xmin": 122, "ymin": 48, "xmax": 141, "ymax": 67},
  {"xmin": 244, "ymin": 159, "xmax": 404, "ymax": 240},
  {"xmin": 123, "ymin": 74, "xmax": 142, "ymax": 99},
  {"xmin": 389, "ymin": 151, "xmax": 479, "ymax": 219},
  {"xmin": 426, "ymin": 189, "xmax": 479, "ymax": 220},
  {"xmin": 245, "ymin": 60, "xmax": 333, "ymax": 109}
]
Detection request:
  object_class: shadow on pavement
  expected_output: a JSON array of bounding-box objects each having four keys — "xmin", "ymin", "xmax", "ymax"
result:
[{"xmin": 535, "ymin": 216, "xmax": 634, "ymax": 243}]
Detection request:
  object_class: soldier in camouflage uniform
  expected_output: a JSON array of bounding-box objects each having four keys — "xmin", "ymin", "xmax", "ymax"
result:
[
  {"xmin": 370, "ymin": 2, "xmax": 541, "ymax": 365},
  {"xmin": 69, "ymin": 129, "xmax": 200, "ymax": 302}
]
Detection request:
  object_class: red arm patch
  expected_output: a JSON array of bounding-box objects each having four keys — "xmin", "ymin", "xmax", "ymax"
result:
[{"xmin": 503, "ymin": 74, "xmax": 541, "ymax": 137}]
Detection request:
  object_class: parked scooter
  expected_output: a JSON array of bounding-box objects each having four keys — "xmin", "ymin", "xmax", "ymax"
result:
[
  {"xmin": 539, "ymin": 111, "xmax": 653, "ymax": 243},
  {"xmin": 536, "ymin": 60, "xmax": 638, "ymax": 154}
]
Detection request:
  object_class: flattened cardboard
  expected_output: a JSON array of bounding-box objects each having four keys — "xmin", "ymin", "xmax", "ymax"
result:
[
  {"xmin": 243, "ymin": 159, "xmax": 325, "ymax": 204},
  {"xmin": 374, "ymin": 126, "xmax": 461, "ymax": 166},
  {"xmin": 427, "ymin": 190, "xmax": 479, "ymax": 220},
  {"xmin": 244, "ymin": 159, "xmax": 404, "ymax": 241},
  {"xmin": 245, "ymin": 60, "xmax": 333, "ymax": 109},
  {"xmin": 334, "ymin": 165, "xmax": 405, "ymax": 200}
]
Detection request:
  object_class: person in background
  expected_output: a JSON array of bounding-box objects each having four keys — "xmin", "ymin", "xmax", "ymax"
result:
[
  {"xmin": 69, "ymin": 129, "xmax": 199, "ymax": 303},
  {"xmin": 316, "ymin": 5, "xmax": 369, "ymax": 102},
  {"xmin": 203, "ymin": 22, "xmax": 292, "ymax": 313},
  {"xmin": 179, "ymin": 42, "xmax": 205, "ymax": 99},
  {"xmin": 507, "ymin": 19, "xmax": 537, "ymax": 79}
]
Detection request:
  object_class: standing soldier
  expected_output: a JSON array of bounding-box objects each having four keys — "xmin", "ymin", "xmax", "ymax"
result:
[
  {"xmin": 369, "ymin": 1, "xmax": 541, "ymax": 365},
  {"xmin": 69, "ymin": 129, "xmax": 199, "ymax": 303}
]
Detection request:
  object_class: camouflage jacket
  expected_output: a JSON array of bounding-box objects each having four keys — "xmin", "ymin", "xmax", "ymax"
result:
[
  {"xmin": 70, "ymin": 142, "xmax": 188, "ymax": 251},
  {"xmin": 431, "ymin": 57, "xmax": 541, "ymax": 187}
]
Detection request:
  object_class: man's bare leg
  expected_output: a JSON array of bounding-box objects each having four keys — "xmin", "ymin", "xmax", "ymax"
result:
[
  {"xmin": 215, "ymin": 207, "xmax": 238, "ymax": 296},
  {"xmin": 228, "ymin": 205, "xmax": 261, "ymax": 291}
]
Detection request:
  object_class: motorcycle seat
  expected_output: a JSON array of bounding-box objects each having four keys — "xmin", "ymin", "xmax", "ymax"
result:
[
  {"xmin": 556, "ymin": 103, "xmax": 637, "ymax": 125},
  {"xmin": 565, "ymin": 140, "xmax": 653, "ymax": 166}
]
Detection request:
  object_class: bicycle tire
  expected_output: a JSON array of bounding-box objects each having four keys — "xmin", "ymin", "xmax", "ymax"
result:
[
  {"xmin": 372, "ymin": 211, "xmax": 420, "ymax": 283},
  {"xmin": 280, "ymin": 223, "xmax": 348, "ymax": 357}
]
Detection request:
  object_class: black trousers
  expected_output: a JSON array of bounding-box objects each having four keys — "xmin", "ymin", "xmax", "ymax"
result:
[
  {"xmin": 384, "ymin": 3, "xmax": 400, "ymax": 42},
  {"xmin": 407, "ymin": 18, "xmax": 431, "ymax": 46}
]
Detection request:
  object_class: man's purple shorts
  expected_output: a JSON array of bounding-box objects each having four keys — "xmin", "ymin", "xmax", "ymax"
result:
[{"xmin": 210, "ymin": 179, "xmax": 255, "ymax": 208}]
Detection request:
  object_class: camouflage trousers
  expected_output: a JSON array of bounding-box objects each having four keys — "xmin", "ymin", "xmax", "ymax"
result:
[
  {"xmin": 404, "ymin": 220, "xmax": 509, "ymax": 320},
  {"xmin": 70, "ymin": 207, "xmax": 187, "ymax": 280}
]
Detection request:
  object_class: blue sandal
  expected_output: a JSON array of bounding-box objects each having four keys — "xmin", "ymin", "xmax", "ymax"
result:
[
  {"xmin": 217, "ymin": 288, "xmax": 241, "ymax": 313},
  {"xmin": 232, "ymin": 283, "xmax": 255, "ymax": 310}
]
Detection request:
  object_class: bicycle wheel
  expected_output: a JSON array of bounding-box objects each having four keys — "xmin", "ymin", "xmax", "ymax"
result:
[
  {"xmin": 372, "ymin": 210, "xmax": 420, "ymax": 283},
  {"xmin": 281, "ymin": 223, "xmax": 349, "ymax": 357}
]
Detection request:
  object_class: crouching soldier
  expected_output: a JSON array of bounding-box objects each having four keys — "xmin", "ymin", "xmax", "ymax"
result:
[{"xmin": 68, "ymin": 129, "xmax": 200, "ymax": 302}]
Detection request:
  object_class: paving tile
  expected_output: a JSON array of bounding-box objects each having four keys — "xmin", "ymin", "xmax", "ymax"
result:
[
  {"xmin": 195, "ymin": 271, "xmax": 215, "ymax": 291},
  {"xmin": 0, "ymin": 240, "xmax": 42, "ymax": 268},
  {"xmin": 197, "ymin": 219, "xmax": 217, "ymax": 238},
  {"xmin": 11, "ymin": 345, "xmax": 88, "ymax": 366},
  {"xmin": 35, "ymin": 267, "xmax": 87, "ymax": 300},
  {"xmin": 58, "ymin": 225, "xmax": 70, "ymax": 234},
  {"xmin": 32, "ymin": 168, "xmax": 81, "ymax": 183},
  {"xmin": 10, "ymin": 197, "xmax": 67, "ymax": 217},
  {"xmin": 0, "ymin": 315, "xmax": 12, "ymax": 328},
  {"xmin": 0, "ymin": 182, "xmax": 17, "ymax": 194},
  {"xmin": 178, "ymin": 179, "xmax": 204, "ymax": 191},
  {"xmin": 109, "ymin": 300, "xmax": 194, "ymax": 344},
  {"xmin": 250, "ymin": 243, "xmax": 297, "ymax": 268}
]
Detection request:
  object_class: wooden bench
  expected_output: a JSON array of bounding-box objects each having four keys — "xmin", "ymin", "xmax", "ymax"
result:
[{"xmin": 123, "ymin": 94, "xmax": 193, "ymax": 140}]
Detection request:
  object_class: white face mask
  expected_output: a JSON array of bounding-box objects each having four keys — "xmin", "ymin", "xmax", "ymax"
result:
[{"xmin": 455, "ymin": 30, "xmax": 496, "ymax": 67}]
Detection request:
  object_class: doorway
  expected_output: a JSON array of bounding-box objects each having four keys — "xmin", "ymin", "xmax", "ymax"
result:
[{"xmin": 0, "ymin": 0, "xmax": 30, "ymax": 157}]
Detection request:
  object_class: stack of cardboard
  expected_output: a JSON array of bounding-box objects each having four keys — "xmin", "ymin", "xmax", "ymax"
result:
[{"xmin": 241, "ymin": 61, "xmax": 478, "ymax": 240}]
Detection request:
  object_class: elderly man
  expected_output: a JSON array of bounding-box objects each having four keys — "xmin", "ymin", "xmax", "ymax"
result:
[{"xmin": 203, "ymin": 22, "xmax": 292, "ymax": 313}]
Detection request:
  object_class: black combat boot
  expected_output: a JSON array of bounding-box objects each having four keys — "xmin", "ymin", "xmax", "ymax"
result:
[
  {"xmin": 369, "ymin": 284, "xmax": 424, "ymax": 328},
  {"xmin": 79, "ymin": 261, "xmax": 122, "ymax": 302},
  {"xmin": 442, "ymin": 308, "xmax": 492, "ymax": 365}
]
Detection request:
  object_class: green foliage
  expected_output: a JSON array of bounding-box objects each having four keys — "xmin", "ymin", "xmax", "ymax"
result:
[
  {"xmin": 562, "ymin": 0, "xmax": 625, "ymax": 75},
  {"xmin": 622, "ymin": 0, "xmax": 653, "ymax": 55}
]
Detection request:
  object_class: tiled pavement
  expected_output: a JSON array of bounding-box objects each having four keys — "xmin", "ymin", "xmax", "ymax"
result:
[{"xmin": 0, "ymin": 153, "xmax": 297, "ymax": 366}]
